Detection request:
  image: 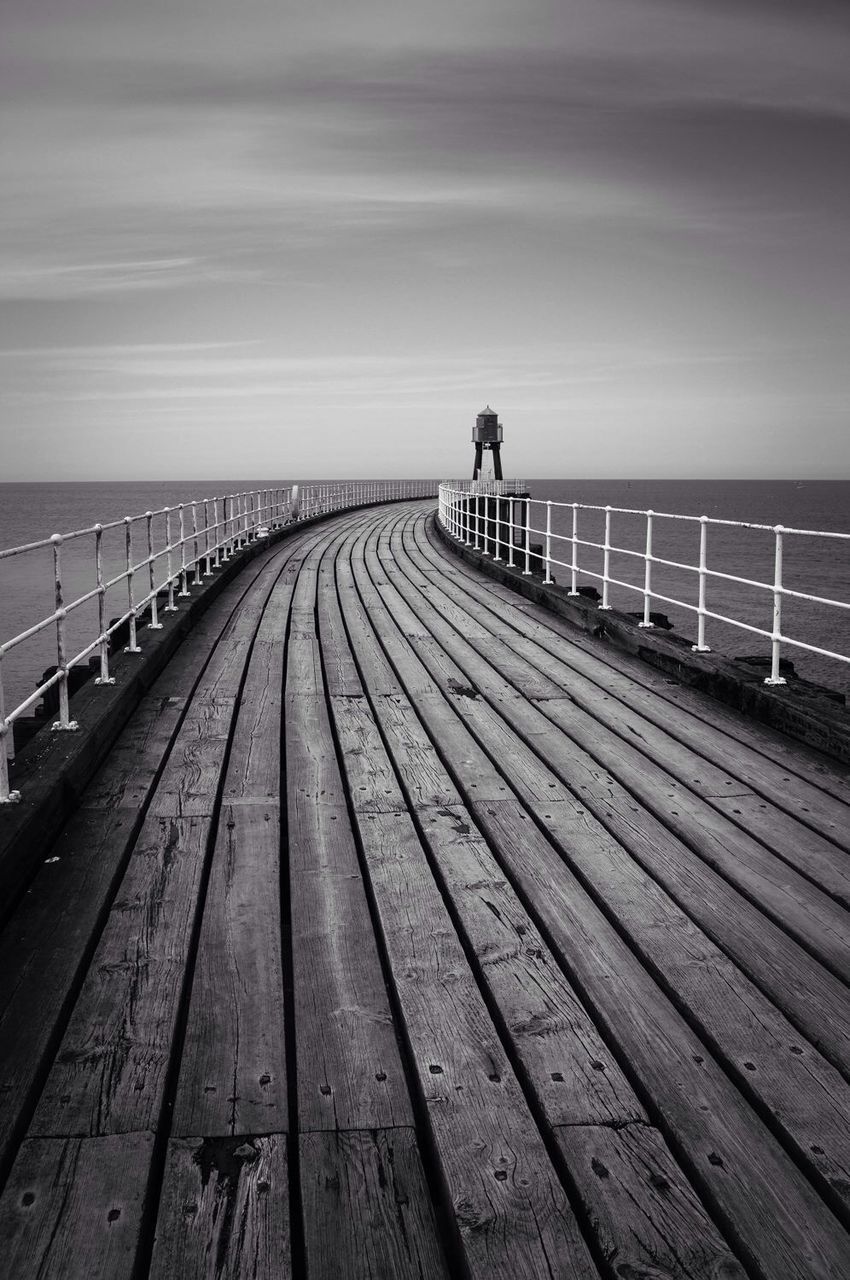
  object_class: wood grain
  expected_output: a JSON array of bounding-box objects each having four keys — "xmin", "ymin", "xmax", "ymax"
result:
[
  {"xmin": 0, "ymin": 1133, "xmax": 151, "ymax": 1279},
  {"xmin": 150, "ymin": 1134, "xmax": 290, "ymax": 1280},
  {"xmin": 300, "ymin": 1128, "xmax": 447, "ymax": 1280}
]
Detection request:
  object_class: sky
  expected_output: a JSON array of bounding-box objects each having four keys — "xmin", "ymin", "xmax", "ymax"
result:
[{"xmin": 1, "ymin": 0, "xmax": 849, "ymax": 480}]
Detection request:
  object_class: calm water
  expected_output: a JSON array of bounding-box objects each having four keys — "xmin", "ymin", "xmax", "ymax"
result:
[{"xmin": 0, "ymin": 479, "xmax": 848, "ymax": 718}]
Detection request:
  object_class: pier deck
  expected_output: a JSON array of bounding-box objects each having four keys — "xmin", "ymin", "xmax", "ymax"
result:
[{"xmin": 1, "ymin": 500, "xmax": 849, "ymax": 1278}]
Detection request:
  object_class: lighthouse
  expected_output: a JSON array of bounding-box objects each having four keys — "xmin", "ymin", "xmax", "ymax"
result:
[{"xmin": 472, "ymin": 405, "xmax": 504, "ymax": 483}]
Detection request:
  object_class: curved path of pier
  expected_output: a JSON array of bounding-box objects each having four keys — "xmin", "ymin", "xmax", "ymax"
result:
[{"xmin": 2, "ymin": 500, "xmax": 850, "ymax": 1279}]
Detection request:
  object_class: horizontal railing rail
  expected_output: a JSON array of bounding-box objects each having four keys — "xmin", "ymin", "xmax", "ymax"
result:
[
  {"xmin": 440, "ymin": 478, "xmax": 527, "ymax": 496},
  {"xmin": 438, "ymin": 482, "xmax": 850, "ymax": 692},
  {"xmin": 0, "ymin": 480, "xmax": 434, "ymax": 802}
]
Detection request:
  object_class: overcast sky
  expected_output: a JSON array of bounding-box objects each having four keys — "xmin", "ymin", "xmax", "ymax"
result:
[{"xmin": 2, "ymin": 0, "xmax": 849, "ymax": 479}]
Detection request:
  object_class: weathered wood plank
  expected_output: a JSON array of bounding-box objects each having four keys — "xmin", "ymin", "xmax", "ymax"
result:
[
  {"xmin": 360, "ymin": 514, "xmax": 850, "ymax": 1274},
  {"xmin": 382, "ymin": 515, "xmax": 850, "ymax": 1196},
  {"xmin": 149, "ymin": 1134, "xmax": 290, "ymax": 1280},
  {"xmin": 172, "ymin": 806, "xmax": 287, "ymax": 1137},
  {"xmin": 31, "ymin": 814, "xmax": 209, "ymax": 1135},
  {"xmin": 300, "ymin": 1128, "xmax": 447, "ymax": 1280},
  {"xmin": 0, "ymin": 1133, "xmax": 151, "ymax": 1279},
  {"xmin": 171, "ymin": 567, "xmax": 295, "ymax": 1137},
  {"xmin": 536, "ymin": 696, "xmax": 850, "ymax": 978},
  {"xmin": 559, "ymin": 1122, "xmax": 748, "ymax": 1280},
  {"xmin": 329, "ymin": 695, "xmax": 407, "ymax": 812},
  {"xmin": 285, "ymin": 618, "xmax": 412, "ymax": 1133},
  {"xmin": 380, "ymin": 523, "xmax": 850, "ymax": 1070},
  {"xmin": 370, "ymin": 695, "xmax": 464, "ymax": 808},
  {"xmin": 347, "ymin": 811, "xmax": 599, "ymax": 1280},
  {"xmin": 471, "ymin": 797, "xmax": 850, "ymax": 1279},
  {"xmin": 345, "ymin": 527, "xmax": 850, "ymax": 1269},
  {"xmin": 415, "ymin": 805, "xmax": 644, "ymax": 1130},
  {"xmin": 410, "ymin": 525, "xmax": 850, "ymax": 887}
]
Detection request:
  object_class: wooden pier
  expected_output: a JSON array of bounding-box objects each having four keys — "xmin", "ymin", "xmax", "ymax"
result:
[{"xmin": 1, "ymin": 499, "xmax": 849, "ymax": 1278}]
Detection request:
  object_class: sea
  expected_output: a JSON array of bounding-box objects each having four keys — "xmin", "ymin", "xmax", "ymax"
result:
[{"xmin": 0, "ymin": 479, "xmax": 848, "ymax": 721}]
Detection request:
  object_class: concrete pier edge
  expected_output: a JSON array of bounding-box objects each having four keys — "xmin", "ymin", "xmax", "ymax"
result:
[{"xmin": 433, "ymin": 512, "xmax": 850, "ymax": 768}]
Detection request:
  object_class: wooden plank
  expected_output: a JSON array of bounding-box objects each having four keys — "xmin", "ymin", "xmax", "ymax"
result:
[
  {"xmin": 329, "ymin": 548, "xmax": 603, "ymax": 1276},
  {"xmin": 31, "ymin": 814, "xmax": 210, "ymax": 1135},
  {"xmin": 149, "ymin": 1134, "xmax": 290, "ymax": 1280},
  {"xmin": 380, "ymin": 526, "xmax": 850, "ymax": 1065},
  {"xmin": 347, "ymin": 807, "xmax": 599, "ymax": 1280},
  {"xmin": 381, "ymin": 518, "xmax": 850, "ymax": 1185},
  {"xmin": 300, "ymin": 1128, "xmax": 447, "ymax": 1280},
  {"xmin": 356, "ymin": 515, "xmax": 850, "ymax": 1271},
  {"xmin": 470, "ymin": 800, "xmax": 850, "ymax": 1280},
  {"xmin": 285, "ymin": 648, "xmax": 411, "ymax": 1135},
  {"xmin": 75, "ymin": 691, "xmax": 188, "ymax": 813},
  {"xmin": 171, "ymin": 570, "xmax": 293, "ymax": 1137},
  {"xmin": 147, "ymin": 698, "xmax": 234, "ymax": 818},
  {"xmin": 370, "ymin": 695, "xmax": 464, "ymax": 808},
  {"xmin": 0, "ymin": 1133, "xmax": 151, "ymax": 1279},
  {"xmin": 536, "ymin": 696, "xmax": 850, "ymax": 979},
  {"xmin": 352, "ymin": 545, "xmax": 554, "ymax": 806},
  {"xmin": 410, "ymin": 799, "xmax": 745, "ymax": 1274},
  {"xmin": 171, "ymin": 806, "xmax": 287, "ymax": 1137},
  {"xmin": 407, "ymin": 536, "xmax": 850, "ymax": 900},
  {"xmin": 415, "ymin": 806, "xmax": 645, "ymax": 1131},
  {"xmin": 329, "ymin": 695, "xmax": 407, "ymax": 812},
  {"xmin": 560, "ymin": 1123, "xmax": 748, "ymax": 1280},
  {"xmin": 318, "ymin": 561, "xmax": 363, "ymax": 698}
]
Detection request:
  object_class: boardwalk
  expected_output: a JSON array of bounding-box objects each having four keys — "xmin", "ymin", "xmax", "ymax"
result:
[{"xmin": 1, "ymin": 499, "xmax": 850, "ymax": 1279}]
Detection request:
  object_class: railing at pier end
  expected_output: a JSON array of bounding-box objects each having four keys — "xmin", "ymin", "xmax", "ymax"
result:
[
  {"xmin": 0, "ymin": 480, "xmax": 434, "ymax": 803},
  {"xmin": 438, "ymin": 481, "xmax": 850, "ymax": 693}
]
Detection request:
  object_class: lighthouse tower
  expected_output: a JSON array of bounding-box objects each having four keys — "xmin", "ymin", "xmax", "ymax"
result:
[{"xmin": 472, "ymin": 405, "xmax": 504, "ymax": 482}]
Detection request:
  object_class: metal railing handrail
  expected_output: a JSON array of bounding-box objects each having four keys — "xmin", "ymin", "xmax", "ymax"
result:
[
  {"xmin": 0, "ymin": 480, "xmax": 435, "ymax": 802},
  {"xmin": 438, "ymin": 482, "xmax": 850, "ymax": 690}
]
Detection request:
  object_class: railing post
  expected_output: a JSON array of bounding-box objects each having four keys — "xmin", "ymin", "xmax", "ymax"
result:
[
  {"xmin": 124, "ymin": 518, "xmax": 141, "ymax": 653},
  {"xmin": 765, "ymin": 525, "xmax": 787, "ymax": 685},
  {"xmin": 221, "ymin": 496, "xmax": 231, "ymax": 560},
  {"xmin": 213, "ymin": 498, "xmax": 222, "ymax": 567},
  {"xmin": 192, "ymin": 503, "xmax": 202, "ymax": 586},
  {"xmin": 507, "ymin": 499, "xmax": 515, "ymax": 567},
  {"xmin": 692, "ymin": 516, "xmax": 711, "ymax": 653},
  {"xmin": 164, "ymin": 508, "xmax": 178, "ymax": 609},
  {"xmin": 94, "ymin": 525, "xmax": 114, "ymax": 683},
  {"xmin": 599, "ymin": 506, "xmax": 612, "ymax": 608},
  {"xmin": 544, "ymin": 501, "xmax": 553, "ymax": 584},
  {"xmin": 0, "ymin": 648, "xmax": 21, "ymax": 802},
  {"xmin": 204, "ymin": 500, "xmax": 213, "ymax": 575},
  {"xmin": 49, "ymin": 535, "xmax": 78, "ymax": 731},
  {"xmin": 639, "ymin": 510, "xmax": 654, "ymax": 628},
  {"xmin": 493, "ymin": 495, "xmax": 503, "ymax": 560},
  {"xmin": 523, "ymin": 498, "xmax": 532, "ymax": 574},
  {"xmin": 178, "ymin": 505, "xmax": 190, "ymax": 596},
  {"xmin": 568, "ymin": 503, "xmax": 579, "ymax": 595},
  {"xmin": 474, "ymin": 493, "xmax": 481, "ymax": 550},
  {"xmin": 146, "ymin": 512, "xmax": 163, "ymax": 629}
]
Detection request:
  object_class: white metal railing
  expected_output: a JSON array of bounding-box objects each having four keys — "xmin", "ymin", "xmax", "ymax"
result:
[
  {"xmin": 0, "ymin": 480, "xmax": 434, "ymax": 802},
  {"xmin": 438, "ymin": 482, "xmax": 850, "ymax": 691}
]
